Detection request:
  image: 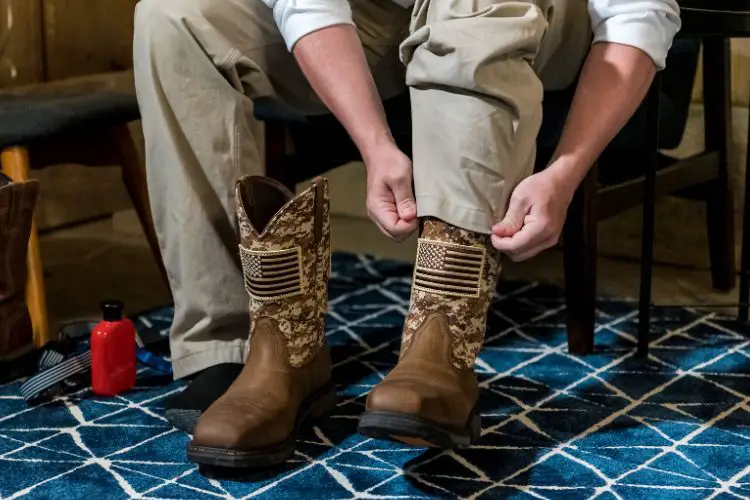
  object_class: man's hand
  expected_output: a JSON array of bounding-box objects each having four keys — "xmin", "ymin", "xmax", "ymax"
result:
[
  {"xmin": 492, "ymin": 42, "xmax": 658, "ymax": 262},
  {"xmin": 365, "ymin": 146, "xmax": 418, "ymax": 241},
  {"xmin": 293, "ymin": 25, "xmax": 417, "ymax": 241},
  {"xmin": 491, "ymin": 165, "xmax": 577, "ymax": 262}
]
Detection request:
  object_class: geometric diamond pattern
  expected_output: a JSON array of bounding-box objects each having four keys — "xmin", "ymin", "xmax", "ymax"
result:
[{"xmin": 1, "ymin": 253, "xmax": 749, "ymax": 499}]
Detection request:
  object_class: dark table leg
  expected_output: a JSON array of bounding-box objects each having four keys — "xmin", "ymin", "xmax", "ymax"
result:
[
  {"xmin": 702, "ymin": 38, "xmax": 736, "ymax": 293},
  {"xmin": 638, "ymin": 73, "xmax": 663, "ymax": 357},
  {"xmin": 563, "ymin": 165, "xmax": 598, "ymax": 355},
  {"xmin": 739, "ymin": 101, "xmax": 750, "ymax": 322}
]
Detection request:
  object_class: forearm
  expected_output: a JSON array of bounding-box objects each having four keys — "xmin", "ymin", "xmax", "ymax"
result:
[
  {"xmin": 293, "ymin": 25, "xmax": 394, "ymax": 162},
  {"xmin": 546, "ymin": 42, "xmax": 656, "ymax": 187}
]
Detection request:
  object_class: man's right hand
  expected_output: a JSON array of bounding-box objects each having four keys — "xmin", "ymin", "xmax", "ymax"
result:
[
  {"xmin": 292, "ymin": 24, "xmax": 417, "ymax": 241},
  {"xmin": 364, "ymin": 145, "xmax": 418, "ymax": 242}
]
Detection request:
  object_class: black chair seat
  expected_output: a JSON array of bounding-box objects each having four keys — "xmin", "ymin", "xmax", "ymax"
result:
[
  {"xmin": 680, "ymin": 1, "xmax": 750, "ymax": 36},
  {"xmin": 0, "ymin": 92, "xmax": 140, "ymax": 149},
  {"xmin": 256, "ymin": 93, "xmax": 412, "ymax": 181}
]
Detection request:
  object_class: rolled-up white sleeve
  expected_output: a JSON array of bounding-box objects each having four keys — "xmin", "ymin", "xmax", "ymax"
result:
[
  {"xmin": 588, "ymin": 0, "xmax": 681, "ymax": 69},
  {"xmin": 262, "ymin": 0, "xmax": 355, "ymax": 51}
]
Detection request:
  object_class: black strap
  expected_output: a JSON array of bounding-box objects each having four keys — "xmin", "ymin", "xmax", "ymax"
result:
[{"xmin": 19, "ymin": 321, "xmax": 170, "ymax": 404}]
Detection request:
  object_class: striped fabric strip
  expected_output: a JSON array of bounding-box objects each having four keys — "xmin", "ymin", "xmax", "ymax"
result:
[
  {"xmin": 19, "ymin": 351, "xmax": 92, "ymax": 402},
  {"xmin": 39, "ymin": 350, "xmax": 65, "ymax": 370},
  {"xmin": 239, "ymin": 245, "xmax": 303, "ymax": 301},
  {"xmin": 413, "ymin": 239, "xmax": 485, "ymax": 298},
  {"xmin": 19, "ymin": 320, "xmax": 173, "ymax": 404}
]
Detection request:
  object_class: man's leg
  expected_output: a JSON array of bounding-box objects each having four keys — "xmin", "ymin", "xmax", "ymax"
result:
[
  {"xmin": 132, "ymin": 0, "xmax": 310, "ymax": 431},
  {"xmin": 133, "ymin": 0, "xmax": 409, "ymax": 431},
  {"xmin": 134, "ymin": 0, "xmax": 297, "ymax": 380},
  {"xmin": 359, "ymin": 0, "xmax": 591, "ymax": 448}
]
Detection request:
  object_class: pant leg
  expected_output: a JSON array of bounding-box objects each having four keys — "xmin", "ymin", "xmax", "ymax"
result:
[
  {"xmin": 402, "ymin": 0, "xmax": 591, "ymax": 234},
  {"xmin": 133, "ymin": 0, "xmax": 409, "ymax": 379}
]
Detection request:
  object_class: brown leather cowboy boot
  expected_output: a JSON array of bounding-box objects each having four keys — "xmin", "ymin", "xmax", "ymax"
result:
[
  {"xmin": 0, "ymin": 173, "xmax": 38, "ymax": 362},
  {"xmin": 358, "ymin": 218, "xmax": 500, "ymax": 448},
  {"xmin": 187, "ymin": 176, "xmax": 335, "ymax": 468}
]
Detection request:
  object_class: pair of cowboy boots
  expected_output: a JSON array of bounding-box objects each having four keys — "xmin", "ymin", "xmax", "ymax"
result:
[{"xmin": 187, "ymin": 175, "xmax": 499, "ymax": 468}]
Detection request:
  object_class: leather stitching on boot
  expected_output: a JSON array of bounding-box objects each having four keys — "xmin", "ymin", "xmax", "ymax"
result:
[
  {"xmin": 412, "ymin": 238, "xmax": 485, "ymax": 299},
  {"xmin": 239, "ymin": 245, "xmax": 304, "ymax": 301}
]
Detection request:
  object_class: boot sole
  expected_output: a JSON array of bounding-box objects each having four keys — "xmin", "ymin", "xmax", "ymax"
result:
[
  {"xmin": 186, "ymin": 382, "xmax": 337, "ymax": 469},
  {"xmin": 357, "ymin": 408, "xmax": 481, "ymax": 449},
  {"xmin": 165, "ymin": 409, "xmax": 201, "ymax": 434}
]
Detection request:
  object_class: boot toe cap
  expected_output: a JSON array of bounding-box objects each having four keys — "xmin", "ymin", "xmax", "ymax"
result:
[
  {"xmin": 191, "ymin": 401, "xmax": 288, "ymax": 450},
  {"xmin": 366, "ymin": 380, "xmax": 435, "ymax": 416},
  {"xmin": 191, "ymin": 411, "xmax": 248, "ymax": 450},
  {"xmin": 365, "ymin": 374, "xmax": 477, "ymax": 427}
]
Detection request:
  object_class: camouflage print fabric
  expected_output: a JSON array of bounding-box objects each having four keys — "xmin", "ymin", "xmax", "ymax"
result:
[
  {"xmin": 235, "ymin": 178, "xmax": 329, "ymax": 368},
  {"xmin": 314, "ymin": 182, "xmax": 331, "ymax": 334},
  {"xmin": 402, "ymin": 218, "xmax": 501, "ymax": 370}
]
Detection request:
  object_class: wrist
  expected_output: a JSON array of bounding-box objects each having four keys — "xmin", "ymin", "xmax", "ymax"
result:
[
  {"xmin": 545, "ymin": 155, "xmax": 589, "ymax": 196},
  {"xmin": 360, "ymin": 131, "xmax": 398, "ymax": 167}
]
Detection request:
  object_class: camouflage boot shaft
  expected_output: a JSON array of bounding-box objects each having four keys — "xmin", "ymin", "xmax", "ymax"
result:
[
  {"xmin": 236, "ymin": 176, "xmax": 330, "ymax": 368},
  {"xmin": 402, "ymin": 218, "xmax": 501, "ymax": 369}
]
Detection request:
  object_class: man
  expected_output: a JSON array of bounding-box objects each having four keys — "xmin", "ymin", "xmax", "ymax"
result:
[{"xmin": 133, "ymin": 0, "xmax": 680, "ymax": 467}]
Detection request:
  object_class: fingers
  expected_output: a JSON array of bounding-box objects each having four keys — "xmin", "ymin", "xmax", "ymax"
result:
[
  {"xmin": 492, "ymin": 193, "xmax": 530, "ymax": 238},
  {"xmin": 371, "ymin": 217, "xmax": 396, "ymax": 240},
  {"xmin": 391, "ymin": 217, "xmax": 419, "ymax": 240},
  {"xmin": 389, "ymin": 176, "xmax": 417, "ymax": 222},
  {"xmin": 368, "ymin": 201, "xmax": 418, "ymax": 242},
  {"xmin": 491, "ymin": 227, "xmax": 536, "ymax": 258},
  {"xmin": 491, "ymin": 222, "xmax": 559, "ymax": 262},
  {"xmin": 492, "ymin": 186, "xmax": 550, "ymax": 261},
  {"xmin": 367, "ymin": 170, "xmax": 418, "ymax": 241},
  {"xmin": 372, "ymin": 215, "xmax": 417, "ymax": 242}
]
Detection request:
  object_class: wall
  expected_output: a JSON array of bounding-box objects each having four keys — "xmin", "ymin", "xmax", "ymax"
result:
[
  {"xmin": 1, "ymin": 0, "xmax": 137, "ymax": 231},
  {"xmin": 0, "ymin": 0, "xmax": 136, "ymax": 85},
  {"xmin": 693, "ymin": 40, "xmax": 750, "ymax": 107}
]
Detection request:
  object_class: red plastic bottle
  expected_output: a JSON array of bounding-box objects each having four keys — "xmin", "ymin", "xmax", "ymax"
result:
[{"xmin": 90, "ymin": 300, "xmax": 136, "ymax": 396}]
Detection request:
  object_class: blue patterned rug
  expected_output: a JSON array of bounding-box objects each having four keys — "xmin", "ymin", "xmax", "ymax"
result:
[{"xmin": 1, "ymin": 253, "xmax": 749, "ymax": 499}]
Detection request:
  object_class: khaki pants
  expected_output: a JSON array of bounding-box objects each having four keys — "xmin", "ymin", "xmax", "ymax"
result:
[
  {"xmin": 132, "ymin": 0, "xmax": 590, "ymax": 379},
  {"xmin": 405, "ymin": 0, "xmax": 591, "ymax": 232}
]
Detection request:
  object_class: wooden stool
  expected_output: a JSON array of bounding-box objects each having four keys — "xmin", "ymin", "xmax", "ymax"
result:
[{"xmin": 0, "ymin": 92, "xmax": 167, "ymax": 348}]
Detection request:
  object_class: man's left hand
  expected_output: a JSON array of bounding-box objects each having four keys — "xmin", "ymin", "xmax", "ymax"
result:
[{"xmin": 491, "ymin": 165, "xmax": 579, "ymax": 262}]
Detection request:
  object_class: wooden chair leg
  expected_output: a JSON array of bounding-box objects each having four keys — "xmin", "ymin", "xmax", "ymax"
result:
[
  {"xmin": 705, "ymin": 179, "xmax": 736, "ymax": 291},
  {"xmin": 563, "ymin": 165, "xmax": 598, "ymax": 355},
  {"xmin": 0, "ymin": 146, "xmax": 51, "ymax": 348},
  {"xmin": 110, "ymin": 125, "xmax": 169, "ymax": 289},
  {"xmin": 702, "ymin": 38, "xmax": 736, "ymax": 291}
]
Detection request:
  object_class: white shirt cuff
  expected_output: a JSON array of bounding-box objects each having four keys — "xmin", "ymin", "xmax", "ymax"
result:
[
  {"xmin": 592, "ymin": 11, "xmax": 681, "ymax": 70},
  {"xmin": 270, "ymin": 0, "xmax": 355, "ymax": 51}
]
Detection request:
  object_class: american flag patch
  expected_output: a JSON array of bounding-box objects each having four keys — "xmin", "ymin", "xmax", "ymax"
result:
[
  {"xmin": 413, "ymin": 239, "xmax": 485, "ymax": 298},
  {"xmin": 239, "ymin": 245, "xmax": 303, "ymax": 301}
]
